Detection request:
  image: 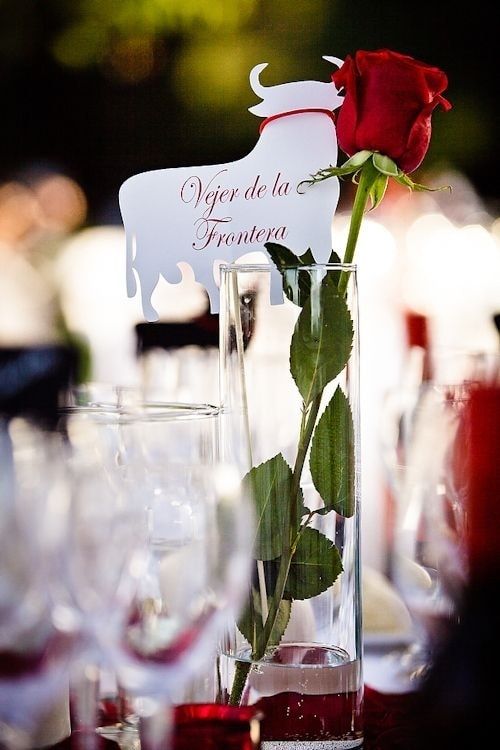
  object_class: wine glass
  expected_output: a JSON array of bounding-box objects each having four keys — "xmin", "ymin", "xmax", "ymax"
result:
[
  {"xmin": 0, "ymin": 418, "xmax": 75, "ymax": 750},
  {"xmin": 104, "ymin": 402, "xmax": 253, "ymax": 750},
  {"xmin": 49, "ymin": 407, "xmax": 149, "ymax": 746},
  {"xmin": 55, "ymin": 396, "xmax": 253, "ymax": 748},
  {"xmin": 379, "ymin": 348, "xmax": 500, "ymax": 686},
  {"xmin": 389, "ymin": 381, "xmax": 471, "ymax": 685}
]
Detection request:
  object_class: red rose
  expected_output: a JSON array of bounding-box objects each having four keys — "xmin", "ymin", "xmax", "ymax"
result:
[{"xmin": 332, "ymin": 49, "xmax": 451, "ymax": 173}]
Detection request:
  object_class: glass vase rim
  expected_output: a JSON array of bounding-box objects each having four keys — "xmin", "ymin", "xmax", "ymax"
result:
[
  {"xmin": 219, "ymin": 261, "xmax": 357, "ymax": 273},
  {"xmin": 58, "ymin": 401, "xmax": 220, "ymax": 423}
]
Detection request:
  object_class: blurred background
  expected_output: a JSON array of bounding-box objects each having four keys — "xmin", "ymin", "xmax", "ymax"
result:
[
  {"xmin": 1, "ymin": 1, "xmax": 497, "ymax": 216},
  {"xmin": 1, "ymin": 0, "xmax": 499, "ymax": 569}
]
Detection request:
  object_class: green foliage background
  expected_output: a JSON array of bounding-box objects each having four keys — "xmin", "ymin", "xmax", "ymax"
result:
[{"xmin": 0, "ymin": 0, "xmax": 496, "ymax": 219}]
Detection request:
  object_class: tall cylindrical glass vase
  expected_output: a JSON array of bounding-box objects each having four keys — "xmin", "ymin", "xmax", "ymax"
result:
[{"xmin": 217, "ymin": 262, "xmax": 362, "ymax": 749}]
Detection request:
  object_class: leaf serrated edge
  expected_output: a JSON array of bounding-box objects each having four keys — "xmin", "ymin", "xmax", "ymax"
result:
[
  {"xmin": 290, "ymin": 293, "xmax": 354, "ymax": 406},
  {"xmin": 285, "ymin": 527, "xmax": 344, "ymax": 599}
]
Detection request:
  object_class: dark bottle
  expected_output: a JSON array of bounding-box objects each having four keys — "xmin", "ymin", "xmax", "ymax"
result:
[
  {"xmin": 134, "ymin": 291, "xmax": 257, "ymax": 402},
  {"xmin": 0, "ymin": 344, "xmax": 78, "ymax": 429},
  {"xmin": 134, "ymin": 304, "xmax": 220, "ymax": 402}
]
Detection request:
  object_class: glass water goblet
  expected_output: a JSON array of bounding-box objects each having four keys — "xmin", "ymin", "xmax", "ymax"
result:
[
  {"xmin": 50, "ymin": 408, "xmax": 149, "ymax": 747},
  {"xmin": 390, "ymin": 382, "xmax": 469, "ymax": 685},
  {"xmin": 104, "ymin": 403, "xmax": 253, "ymax": 750}
]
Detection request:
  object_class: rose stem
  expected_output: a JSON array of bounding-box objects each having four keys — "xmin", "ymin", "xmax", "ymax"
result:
[
  {"xmin": 253, "ymin": 392, "xmax": 322, "ymax": 661},
  {"xmin": 337, "ymin": 159, "xmax": 378, "ymax": 296}
]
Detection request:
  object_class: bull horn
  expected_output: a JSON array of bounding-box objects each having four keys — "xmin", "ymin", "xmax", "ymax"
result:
[
  {"xmin": 323, "ymin": 55, "xmax": 344, "ymax": 70},
  {"xmin": 249, "ymin": 63, "xmax": 269, "ymax": 99}
]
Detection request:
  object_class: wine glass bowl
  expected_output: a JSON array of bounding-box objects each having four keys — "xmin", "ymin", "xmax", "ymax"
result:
[{"xmin": 110, "ymin": 404, "xmax": 252, "ymax": 699}]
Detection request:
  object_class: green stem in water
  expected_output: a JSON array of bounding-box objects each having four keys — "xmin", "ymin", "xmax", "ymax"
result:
[
  {"xmin": 255, "ymin": 392, "xmax": 322, "ymax": 659},
  {"xmin": 228, "ymin": 660, "xmax": 251, "ymax": 706},
  {"xmin": 229, "ymin": 393, "xmax": 324, "ymax": 705},
  {"xmin": 337, "ymin": 159, "xmax": 379, "ymax": 296}
]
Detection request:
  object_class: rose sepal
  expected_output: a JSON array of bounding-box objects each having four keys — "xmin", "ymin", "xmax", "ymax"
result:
[
  {"xmin": 299, "ymin": 150, "xmax": 374, "ymax": 190},
  {"xmin": 302, "ymin": 150, "xmax": 450, "ymax": 197},
  {"xmin": 393, "ymin": 170, "xmax": 451, "ymax": 193}
]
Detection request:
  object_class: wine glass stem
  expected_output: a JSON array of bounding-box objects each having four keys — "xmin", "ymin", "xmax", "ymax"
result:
[
  {"xmin": 71, "ymin": 658, "xmax": 100, "ymax": 750},
  {"xmin": 140, "ymin": 701, "xmax": 173, "ymax": 750}
]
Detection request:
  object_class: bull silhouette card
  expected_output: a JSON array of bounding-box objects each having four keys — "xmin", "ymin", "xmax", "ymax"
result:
[{"xmin": 119, "ymin": 57, "xmax": 344, "ymax": 321}]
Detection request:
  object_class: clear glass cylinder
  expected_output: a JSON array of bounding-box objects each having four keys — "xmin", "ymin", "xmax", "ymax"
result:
[{"xmin": 218, "ymin": 263, "xmax": 363, "ymax": 749}]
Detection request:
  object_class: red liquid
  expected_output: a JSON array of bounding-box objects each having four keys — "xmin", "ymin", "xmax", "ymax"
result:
[
  {"xmin": 139, "ymin": 705, "xmax": 261, "ymax": 750},
  {"xmin": 0, "ymin": 647, "xmax": 47, "ymax": 678},
  {"xmin": 124, "ymin": 610, "xmax": 213, "ymax": 665},
  {"xmin": 0, "ymin": 631, "xmax": 74, "ymax": 679},
  {"xmin": 219, "ymin": 646, "xmax": 363, "ymax": 744},
  {"xmin": 255, "ymin": 688, "xmax": 363, "ymax": 742}
]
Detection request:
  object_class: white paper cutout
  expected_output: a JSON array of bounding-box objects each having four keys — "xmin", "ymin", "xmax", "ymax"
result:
[{"xmin": 119, "ymin": 57, "xmax": 344, "ymax": 321}]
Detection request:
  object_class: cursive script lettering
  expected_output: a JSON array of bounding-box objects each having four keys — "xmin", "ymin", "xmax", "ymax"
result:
[
  {"xmin": 180, "ymin": 169, "xmax": 239, "ymax": 220},
  {"xmin": 244, "ymin": 175, "xmax": 267, "ymax": 200},
  {"xmin": 193, "ymin": 217, "xmax": 288, "ymax": 251},
  {"xmin": 272, "ymin": 171, "xmax": 291, "ymax": 197}
]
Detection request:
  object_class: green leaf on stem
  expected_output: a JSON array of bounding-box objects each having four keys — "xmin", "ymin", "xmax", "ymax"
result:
[
  {"xmin": 236, "ymin": 595, "xmax": 258, "ymax": 649},
  {"xmin": 290, "ymin": 288, "xmax": 353, "ymax": 405},
  {"xmin": 265, "ymin": 243, "xmax": 344, "ymax": 307},
  {"xmin": 244, "ymin": 454, "xmax": 305, "ymax": 561},
  {"xmin": 327, "ymin": 249, "xmax": 342, "ymax": 287},
  {"xmin": 309, "ymin": 386, "xmax": 355, "ymax": 517},
  {"xmin": 284, "ymin": 254, "xmax": 345, "ymax": 304},
  {"xmin": 237, "ymin": 587, "xmax": 291, "ymax": 650},
  {"xmin": 266, "ymin": 597, "xmax": 292, "ymax": 647},
  {"xmin": 265, "ymin": 242, "xmax": 315, "ymax": 306},
  {"xmin": 265, "ymin": 242, "xmax": 315, "ymax": 272},
  {"xmin": 284, "ymin": 527, "xmax": 343, "ymax": 599}
]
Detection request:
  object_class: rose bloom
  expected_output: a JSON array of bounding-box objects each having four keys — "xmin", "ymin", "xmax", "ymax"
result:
[{"xmin": 332, "ymin": 49, "xmax": 452, "ymax": 173}]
